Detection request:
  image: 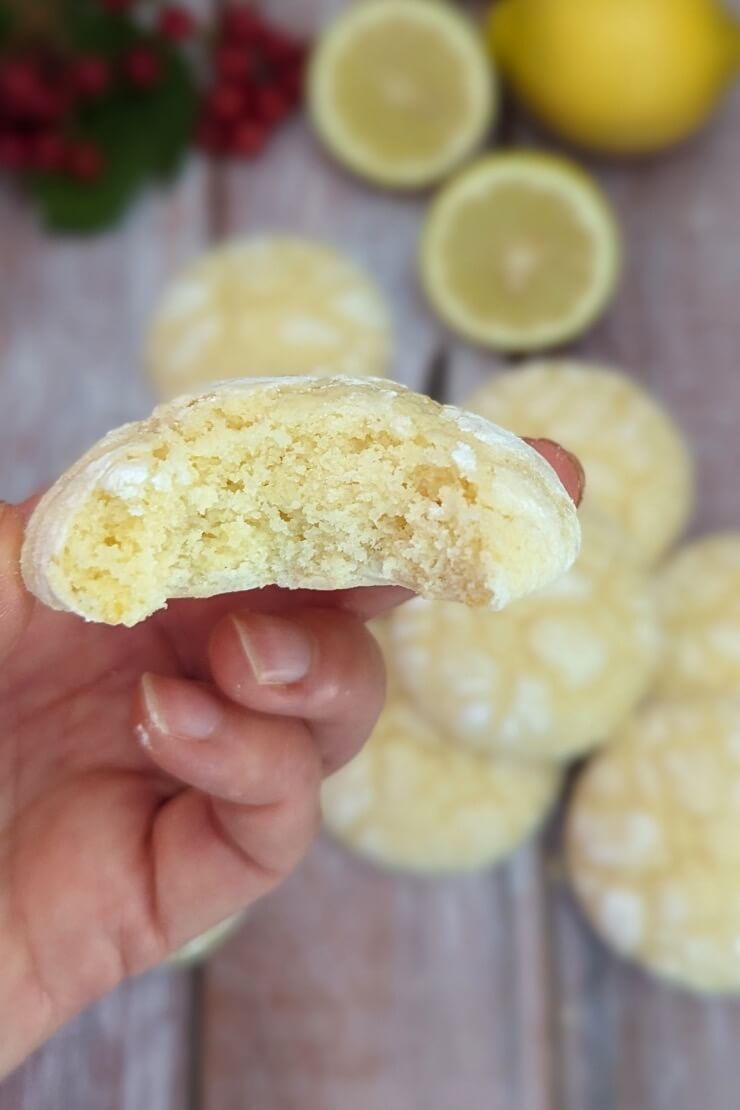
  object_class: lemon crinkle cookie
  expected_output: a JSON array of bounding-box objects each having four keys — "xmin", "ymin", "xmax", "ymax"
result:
[
  {"xmin": 146, "ymin": 236, "xmax": 392, "ymax": 398},
  {"xmin": 21, "ymin": 377, "xmax": 580, "ymax": 626},
  {"xmin": 467, "ymin": 360, "xmax": 694, "ymax": 564},
  {"xmin": 322, "ymin": 685, "xmax": 561, "ymax": 875},
  {"xmin": 567, "ymin": 698, "xmax": 740, "ymax": 993},
  {"xmin": 389, "ymin": 512, "xmax": 661, "ymax": 761},
  {"xmin": 657, "ymin": 533, "xmax": 740, "ymax": 697}
]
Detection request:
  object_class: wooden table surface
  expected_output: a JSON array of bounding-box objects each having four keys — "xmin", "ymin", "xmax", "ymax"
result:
[{"xmin": 1, "ymin": 3, "xmax": 740, "ymax": 1107}]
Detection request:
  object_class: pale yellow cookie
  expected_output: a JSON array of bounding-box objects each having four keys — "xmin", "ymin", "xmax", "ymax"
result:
[
  {"xmin": 657, "ymin": 533, "xmax": 740, "ymax": 697},
  {"xmin": 22, "ymin": 377, "xmax": 580, "ymax": 626},
  {"xmin": 467, "ymin": 360, "xmax": 694, "ymax": 564},
  {"xmin": 567, "ymin": 698, "xmax": 740, "ymax": 994},
  {"xmin": 146, "ymin": 237, "xmax": 392, "ymax": 398},
  {"xmin": 322, "ymin": 693, "xmax": 561, "ymax": 874},
  {"xmin": 390, "ymin": 512, "xmax": 661, "ymax": 761}
]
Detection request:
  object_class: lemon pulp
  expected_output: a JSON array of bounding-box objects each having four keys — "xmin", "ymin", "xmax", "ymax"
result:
[
  {"xmin": 310, "ymin": 0, "xmax": 495, "ymax": 188},
  {"xmin": 421, "ymin": 153, "xmax": 619, "ymax": 350}
]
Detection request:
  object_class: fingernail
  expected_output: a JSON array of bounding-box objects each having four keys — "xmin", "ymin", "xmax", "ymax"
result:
[
  {"xmin": 141, "ymin": 673, "xmax": 224, "ymax": 740},
  {"xmin": 232, "ymin": 613, "xmax": 314, "ymax": 686},
  {"xmin": 524, "ymin": 437, "xmax": 586, "ymax": 507}
]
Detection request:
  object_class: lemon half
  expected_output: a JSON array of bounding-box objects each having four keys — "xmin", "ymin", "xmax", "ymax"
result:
[
  {"xmin": 421, "ymin": 151, "xmax": 620, "ymax": 351},
  {"xmin": 309, "ymin": 0, "xmax": 496, "ymax": 189}
]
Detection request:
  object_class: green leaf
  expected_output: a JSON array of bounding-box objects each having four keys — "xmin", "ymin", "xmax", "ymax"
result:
[
  {"xmin": 0, "ymin": 3, "xmax": 14, "ymax": 47},
  {"xmin": 147, "ymin": 47, "xmax": 199, "ymax": 180},
  {"xmin": 59, "ymin": 0, "xmax": 140, "ymax": 54},
  {"xmin": 30, "ymin": 164, "xmax": 141, "ymax": 234}
]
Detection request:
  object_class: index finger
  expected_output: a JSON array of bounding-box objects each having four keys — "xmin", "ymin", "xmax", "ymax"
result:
[{"xmin": 154, "ymin": 585, "xmax": 413, "ymax": 677}]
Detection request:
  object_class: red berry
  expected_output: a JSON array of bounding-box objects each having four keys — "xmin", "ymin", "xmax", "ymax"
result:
[
  {"xmin": 231, "ymin": 120, "xmax": 267, "ymax": 157},
  {"xmin": 196, "ymin": 119, "xmax": 229, "ymax": 155},
  {"xmin": 65, "ymin": 141, "xmax": 106, "ymax": 181},
  {"xmin": 158, "ymin": 6, "xmax": 196, "ymax": 42},
  {"xmin": 214, "ymin": 44, "xmax": 252, "ymax": 82},
  {"xmin": 208, "ymin": 83, "xmax": 245, "ymax": 121},
  {"xmin": 124, "ymin": 47, "xmax": 162, "ymax": 89},
  {"xmin": 0, "ymin": 133, "xmax": 28, "ymax": 170},
  {"xmin": 31, "ymin": 131, "xmax": 67, "ymax": 171},
  {"xmin": 71, "ymin": 55, "xmax": 112, "ymax": 97},
  {"xmin": 281, "ymin": 64, "xmax": 304, "ymax": 103},
  {"xmin": 254, "ymin": 86, "xmax": 289, "ymax": 125},
  {"xmin": 0, "ymin": 60, "xmax": 42, "ymax": 111},
  {"xmin": 260, "ymin": 28, "xmax": 301, "ymax": 64},
  {"xmin": 222, "ymin": 6, "xmax": 262, "ymax": 42}
]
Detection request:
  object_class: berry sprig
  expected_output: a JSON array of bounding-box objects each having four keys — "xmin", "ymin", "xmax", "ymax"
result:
[
  {"xmin": 0, "ymin": 2, "xmax": 310, "ymax": 232},
  {"xmin": 0, "ymin": 42, "xmax": 167, "ymax": 178},
  {"xmin": 197, "ymin": 6, "xmax": 308, "ymax": 159}
]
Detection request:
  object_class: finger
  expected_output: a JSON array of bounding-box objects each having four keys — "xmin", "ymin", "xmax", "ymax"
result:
[
  {"xmin": 209, "ymin": 608, "xmax": 386, "ymax": 775},
  {"xmin": 133, "ymin": 673, "xmax": 322, "ymax": 947},
  {"xmin": 154, "ymin": 585, "xmax": 412, "ymax": 678},
  {"xmin": 134, "ymin": 674, "xmax": 320, "ymax": 808},
  {"xmin": 524, "ymin": 438, "xmax": 585, "ymax": 506},
  {"xmin": 0, "ymin": 501, "xmax": 35, "ymax": 665}
]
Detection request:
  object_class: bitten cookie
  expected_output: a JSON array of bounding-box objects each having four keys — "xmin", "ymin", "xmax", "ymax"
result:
[
  {"xmin": 467, "ymin": 360, "xmax": 694, "ymax": 564},
  {"xmin": 146, "ymin": 237, "xmax": 392, "ymax": 398},
  {"xmin": 389, "ymin": 512, "xmax": 661, "ymax": 761},
  {"xmin": 321, "ymin": 691, "xmax": 561, "ymax": 874},
  {"xmin": 21, "ymin": 377, "xmax": 580, "ymax": 626},
  {"xmin": 567, "ymin": 698, "xmax": 740, "ymax": 994},
  {"xmin": 657, "ymin": 533, "xmax": 740, "ymax": 697}
]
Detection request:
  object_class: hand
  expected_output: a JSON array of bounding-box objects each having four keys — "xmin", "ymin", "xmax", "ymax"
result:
[
  {"xmin": 0, "ymin": 497, "xmax": 407, "ymax": 1078},
  {"xmin": 0, "ymin": 439, "xmax": 582, "ymax": 1078}
]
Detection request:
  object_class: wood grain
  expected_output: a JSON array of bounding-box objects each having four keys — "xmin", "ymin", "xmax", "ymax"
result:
[
  {"xmin": 202, "ymin": 836, "xmax": 561, "ymax": 1110},
  {"xmin": 0, "ymin": 971, "xmax": 192, "ymax": 1110}
]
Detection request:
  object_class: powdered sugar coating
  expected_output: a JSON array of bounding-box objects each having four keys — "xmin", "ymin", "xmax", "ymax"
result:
[
  {"xmin": 322, "ymin": 692, "xmax": 561, "ymax": 874},
  {"xmin": 146, "ymin": 237, "xmax": 393, "ymax": 398},
  {"xmin": 657, "ymin": 533, "xmax": 740, "ymax": 697},
  {"xmin": 389, "ymin": 511, "xmax": 660, "ymax": 760},
  {"xmin": 467, "ymin": 360, "xmax": 694, "ymax": 564},
  {"xmin": 567, "ymin": 698, "xmax": 740, "ymax": 993}
]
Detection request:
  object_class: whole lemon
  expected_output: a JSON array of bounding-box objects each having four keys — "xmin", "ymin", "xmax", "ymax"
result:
[{"xmin": 489, "ymin": 0, "xmax": 739, "ymax": 154}]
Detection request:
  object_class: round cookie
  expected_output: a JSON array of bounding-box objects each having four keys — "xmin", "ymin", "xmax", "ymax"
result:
[
  {"xmin": 657, "ymin": 533, "xmax": 740, "ymax": 697},
  {"xmin": 322, "ymin": 693, "xmax": 561, "ymax": 874},
  {"xmin": 390, "ymin": 512, "xmax": 662, "ymax": 761},
  {"xmin": 467, "ymin": 360, "xmax": 694, "ymax": 564},
  {"xmin": 146, "ymin": 237, "xmax": 392, "ymax": 398},
  {"xmin": 567, "ymin": 698, "xmax": 740, "ymax": 994},
  {"xmin": 22, "ymin": 377, "xmax": 580, "ymax": 626}
]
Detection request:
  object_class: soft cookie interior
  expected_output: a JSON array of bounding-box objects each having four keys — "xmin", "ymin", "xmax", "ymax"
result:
[{"xmin": 31, "ymin": 380, "xmax": 579, "ymax": 625}]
